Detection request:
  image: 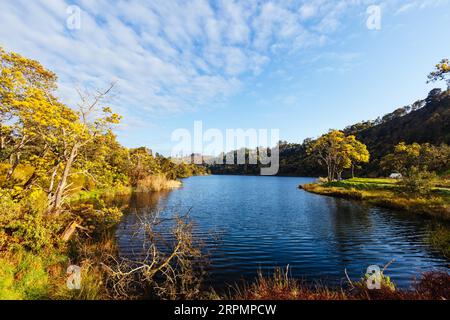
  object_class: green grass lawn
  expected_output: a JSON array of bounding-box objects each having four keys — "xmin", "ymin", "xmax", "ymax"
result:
[
  {"xmin": 326, "ymin": 178, "xmax": 450, "ymax": 197},
  {"xmin": 325, "ymin": 178, "xmax": 400, "ymax": 191},
  {"xmin": 346, "ymin": 177, "xmax": 399, "ymax": 184}
]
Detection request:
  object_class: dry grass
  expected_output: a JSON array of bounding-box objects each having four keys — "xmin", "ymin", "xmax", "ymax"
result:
[
  {"xmin": 48, "ymin": 234, "xmax": 118, "ymax": 300},
  {"xmin": 230, "ymin": 268, "xmax": 450, "ymax": 300},
  {"xmin": 230, "ymin": 268, "xmax": 348, "ymax": 300},
  {"xmin": 136, "ymin": 174, "xmax": 182, "ymax": 193}
]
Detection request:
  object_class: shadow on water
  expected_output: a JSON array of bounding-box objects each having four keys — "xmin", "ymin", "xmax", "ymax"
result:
[{"xmin": 113, "ymin": 175, "xmax": 449, "ymax": 291}]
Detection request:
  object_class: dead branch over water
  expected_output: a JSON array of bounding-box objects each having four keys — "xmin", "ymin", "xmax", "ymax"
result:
[{"xmin": 101, "ymin": 211, "xmax": 206, "ymax": 300}]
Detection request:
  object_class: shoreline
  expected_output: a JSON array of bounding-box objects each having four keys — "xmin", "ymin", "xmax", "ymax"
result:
[{"xmin": 300, "ymin": 180, "xmax": 450, "ymax": 220}]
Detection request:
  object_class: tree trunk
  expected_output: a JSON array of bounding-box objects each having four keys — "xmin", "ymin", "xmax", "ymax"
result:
[
  {"xmin": 6, "ymin": 152, "xmax": 20, "ymax": 182},
  {"xmin": 331, "ymin": 164, "xmax": 336, "ymax": 181},
  {"xmin": 351, "ymin": 164, "xmax": 355, "ymax": 179},
  {"xmin": 23, "ymin": 171, "xmax": 37, "ymax": 190},
  {"xmin": 50, "ymin": 145, "xmax": 78, "ymax": 213},
  {"xmin": 327, "ymin": 162, "xmax": 332, "ymax": 182},
  {"xmin": 61, "ymin": 221, "xmax": 79, "ymax": 242}
]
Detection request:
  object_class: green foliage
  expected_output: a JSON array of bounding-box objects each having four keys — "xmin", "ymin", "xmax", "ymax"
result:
[
  {"xmin": 0, "ymin": 48, "xmax": 212, "ymax": 300},
  {"xmin": 427, "ymin": 224, "xmax": 450, "ymax": 258},
  {"xmin": 303, "ymin": 178, "xmax": 449, "ymax": 219},
  {"xmin": 0, "ymin": 249, "xmax": 66, "ymax": 299},
  {"xmin": 381, "ymin": 142, "xmax": 450, "ymax": 176},
  {"xmin": 71, "ymin": 202, "xmax": 123, "ymax": 239},
  {"xmin": 401, "ymin": 167, "xmax": 437, "ymax": 197},
  {"xmin": 326, "ymin": 178, "xmax": 399, "ymax": 192},
  {"xmin": 0, "ymin": 189, "xmax": 64, "ymax": 252},
  {"xmin": 210, "ymin": 88, "xmax": 450, "ymax": 178}
]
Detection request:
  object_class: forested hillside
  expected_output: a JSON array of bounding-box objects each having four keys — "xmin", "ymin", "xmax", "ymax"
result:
[
  {"xmin": 351, "ymin": 89, "xmax": 450, "ymax": 174},
  {"xmin": 208, "ymin": 88, "xmax": 450, "ymax": 177}
]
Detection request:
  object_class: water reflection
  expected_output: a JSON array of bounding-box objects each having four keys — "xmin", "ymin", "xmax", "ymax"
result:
[{"xmin": 115, "ymin": 175, "xmax": 449, "ymax": 290}]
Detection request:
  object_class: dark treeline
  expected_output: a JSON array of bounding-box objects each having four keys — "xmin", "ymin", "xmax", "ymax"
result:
[{"xmin": 207, "ymin": 88, "xmax": 450, "ymax": 177}]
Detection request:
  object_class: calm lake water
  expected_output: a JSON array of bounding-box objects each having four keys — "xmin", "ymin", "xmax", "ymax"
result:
[{"xmin": 115, "ymin": 175, "xmax": 449, "ymax": 290}]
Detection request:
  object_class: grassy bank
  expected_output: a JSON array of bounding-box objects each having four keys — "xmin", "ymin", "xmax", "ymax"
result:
[{"xmin": 301, "ymin": 178, "xmax": 450, "ymax": 220}]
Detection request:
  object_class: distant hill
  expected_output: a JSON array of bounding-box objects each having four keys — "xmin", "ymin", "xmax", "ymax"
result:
[
  {"xmin": 353, "ymin": 89, "xmax": 450, "ymax": 150},
  {"xmin": 206, "ymin": 89, "xmax": 450, "ymax": 177},
  {"xmin": 349, "ymin": 89, "xmax": 450, "ymax": 175}
]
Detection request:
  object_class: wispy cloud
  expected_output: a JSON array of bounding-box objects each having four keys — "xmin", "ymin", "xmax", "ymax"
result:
[
  {"xmin": 394, "ymin": 0, "xmax": 449, "ymax": 15},
  {"xmin": 1, "ymin": 0, "xmax": 446, "ymax": 131}
]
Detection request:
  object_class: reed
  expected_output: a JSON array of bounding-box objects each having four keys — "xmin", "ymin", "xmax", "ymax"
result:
[{"xmin": 136, "ymin": 174, "xmax": 182, "ymax": 192}]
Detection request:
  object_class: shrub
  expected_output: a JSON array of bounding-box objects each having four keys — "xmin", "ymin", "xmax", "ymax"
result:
[
  {"xmin": 0, "ymin": 189, "xmax": 64, "ymax": 252},
  {"xmin": 428, "ymin": 224, "xmax": 450, "ymax": 258},
  {"xmin": 71, "ymin": 202, "xmax": 123, "ymax": 239},
  {"xmin": 401, "ymin": 167, "xmax": 437, "ymax": 197},
  {"xmin": 0, "ymin": 249, "xmax": 66, "ymax": 300}
]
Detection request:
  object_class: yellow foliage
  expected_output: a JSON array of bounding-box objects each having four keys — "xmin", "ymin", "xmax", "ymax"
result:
[{"xmin": 308, "ymin": 130, "xmax": 370, "ymax": 181}]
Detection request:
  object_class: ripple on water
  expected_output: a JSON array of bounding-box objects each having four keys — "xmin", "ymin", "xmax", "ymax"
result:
[{"xmin": 115, "ymin": 175, "xmax": 449, "ymax": 290}]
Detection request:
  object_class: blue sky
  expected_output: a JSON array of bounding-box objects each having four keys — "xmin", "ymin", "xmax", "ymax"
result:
[{"xmin": 0, "ymin": 0, "xmax": 449, "ymax": 155}]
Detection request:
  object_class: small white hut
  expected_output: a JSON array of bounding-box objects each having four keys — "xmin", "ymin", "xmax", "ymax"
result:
[{"xmin": 389, "ymin": 173, "xmax": 402, "ymax": 179}]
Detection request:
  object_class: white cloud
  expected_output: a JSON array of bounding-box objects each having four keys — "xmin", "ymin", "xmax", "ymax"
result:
[
  {"xmin": 299, "ymin": 4, "xmax": 317, "ymax": 20},
  {"xmin": 2, "ymin": 0, "xmax": 439, "ymax": 128}
]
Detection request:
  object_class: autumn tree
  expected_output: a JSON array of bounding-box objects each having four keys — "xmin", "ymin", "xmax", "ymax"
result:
[
  {"xmin": 128, "ymin": 147, "xmax": 159, "ymax": 185},
  {"xmin": 308, "ymin": 130, "xmax": 370, "ymax": 182},
  {"xmin": 380, "ymin": 142, "xmax": 449, "ymax": 196},
  {"xmin": 47, "ymin": 85, "xmax": 121, "ymax": 212},
  {"xmin": 0, "ymin": 47, "xmax": 121, "ymax": 212},
  {"xmin": 380, "ymin": 142, "xmax": 450, "ymax": 175},
  {"xmin": 348, "ymin": 135, "xmax": 371, "ymax": 178},
  {"xmin": 76, "ymin": 130, "xmax": 131, "ymax": 189},
  {"xmin": 428, "ymin": 58, "xmax": 450, "ymax": 89},
  {"xmin": 0, "ymin": 47, "xmax": 59, "ymax": 182}
]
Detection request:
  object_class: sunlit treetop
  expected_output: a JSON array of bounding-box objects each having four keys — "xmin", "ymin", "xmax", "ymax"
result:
[{"xmin": 428, "ymin": 58, "xmax": 450, "ymax": 88}]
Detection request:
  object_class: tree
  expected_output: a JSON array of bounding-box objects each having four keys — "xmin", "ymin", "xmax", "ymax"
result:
[
  {"xmin": 308, "ymin": 130, "xmax": 369, "ymax": 182},
  {"xmin": 48, "ymin": 84, "xmax": 121, "ymax": 212},
  {"xmin": 400, "ymin": 166, "xmax": 437, "ymax": 197},
  {"xmin": 77, "ymin": 130, "xmax": 131, "ymax": 189},
  {"xmin": 0, "ymin": 47, "xmax": 121, "ymax": 212},
  {"xmin": 428, "ymin": 58, "xmax": 450, "ymax": 89},
  {"xmin": 381, "ymin": 142, "xmax": 450, "ymax": 175},
  {"xmin": 0, "ymin": 47, "xmax": 60, "ymax": 182},
  {"xmin": 129, "ymin": 147, "xmax": 159, "ymax": 185},
  {"xmin": 348, "ymin": 135, "xmax": 370, "ymax": 178}
]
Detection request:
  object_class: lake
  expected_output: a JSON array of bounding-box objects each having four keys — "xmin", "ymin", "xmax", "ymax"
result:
[{"xmin": 115, "ymin": 175, "xmax": 449, "ymax": 290}]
